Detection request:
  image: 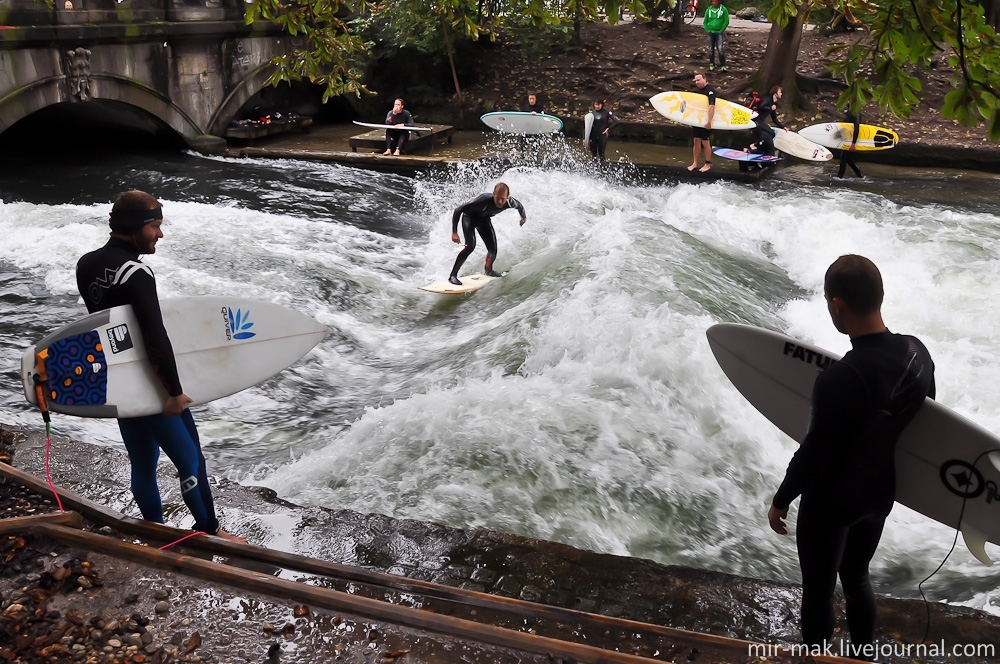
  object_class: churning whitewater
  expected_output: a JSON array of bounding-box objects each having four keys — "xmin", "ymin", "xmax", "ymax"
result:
[{"xmin": 1, "ymin": 152, "xmax": 999, "ymax": 613}]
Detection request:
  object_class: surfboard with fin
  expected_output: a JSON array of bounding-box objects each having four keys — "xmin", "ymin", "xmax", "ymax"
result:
[{"xmin": 707, "ymin": 323, "xmax": 1000, "ymax": 565}]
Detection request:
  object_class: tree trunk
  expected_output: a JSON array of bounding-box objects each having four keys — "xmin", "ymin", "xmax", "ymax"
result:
[
  {"xmin": 442, "ymin": 19, "xmax": 463, "ymax": 104},
  {"xmin": 670, "ymin": 0, "xmax": 682, "ymax": 38},
  {"xmin": 756, "ymin": 15, "xmax": 806, "ymax": 110},
  {"xmin": 988, "ymin": 0, "xmax": 1000, "ymax": 31}
]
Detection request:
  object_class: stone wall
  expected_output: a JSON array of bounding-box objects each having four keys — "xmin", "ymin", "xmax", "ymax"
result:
[{"xmin": 0, "ymin": 3, "xmax": 287, "ymax": 145}]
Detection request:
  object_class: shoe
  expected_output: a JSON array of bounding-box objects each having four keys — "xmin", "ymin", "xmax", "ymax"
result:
[
  {"xmin": 709, "ymin": 63, "xmax": 715, "ymax": 71},
  {"xmin": 720, "ymin": 66, "xmax": 728, "ymax": 72},
  {"xmin": 484, "ymin": 269, "xmax": 504, "ymax": 278},
  {"xmin": 448, "ymin": 275, "xmax": 462, "ymax": 285}
]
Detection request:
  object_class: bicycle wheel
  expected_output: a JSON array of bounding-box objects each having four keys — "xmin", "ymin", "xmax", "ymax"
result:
[{"xmin": 684, "ymin": 4, "xmax": 697, "ymax": 23}]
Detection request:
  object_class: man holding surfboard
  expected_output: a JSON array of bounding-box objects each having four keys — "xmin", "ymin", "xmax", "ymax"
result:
[
  {"xmin": 767, "ymin": 255, "xmax": 934, "ymax": 655},
  {"xmin": 76, "ymin": 190, "xmax": 246, "ymax": 543},
  {"xmin": 448, "ymin": 182, "xmax": 526, "ymax": 286},
  {"xmin": 687, "ymin": 73, "xmax": 715, "ymax": 172}
]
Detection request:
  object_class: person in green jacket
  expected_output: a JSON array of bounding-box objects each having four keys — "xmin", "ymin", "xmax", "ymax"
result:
[{"xmin": 703, "ymin": 0, "xmax": 730, "ymax": 71}]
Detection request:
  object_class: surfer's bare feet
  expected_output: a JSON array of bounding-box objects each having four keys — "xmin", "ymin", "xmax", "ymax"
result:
[
  {"xmin": 216, "ymin": 529, "xmax": 248, "ymax": 544},
  {"xmin": 393, "ymin": 150, "xmax": 401, "ymax": 156},
  {"xmin": 699, "ymin": 163, "xmax": 712, "ymax": 172},
  {"xmin": 687, "ymin": 164, "xmax": 698, "ymax": 171},
  {"xmin": 382, "ymin": 150, "xmax": 391, "ymax": 155}
]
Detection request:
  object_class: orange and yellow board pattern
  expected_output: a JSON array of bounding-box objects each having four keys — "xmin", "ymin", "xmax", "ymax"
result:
[
  {"xmin": 39, "ymin": 331, "xmax": 109, "ymax": 407},
  {"xmin": 649, "ymin": 91, "xmax": 758, "ymax": 131}
]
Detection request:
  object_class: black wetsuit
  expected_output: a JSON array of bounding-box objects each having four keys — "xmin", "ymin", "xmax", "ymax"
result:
[
  {"xmin": 692, "ymin": 84, "xmax": 716, "ymax": 141},
  {"xmin": 76, "ymin": 237, "xmax": 221, "ymax": 535},
  {"xmin": 839, "ymin": 114, "xmax": 864, "ymax": 178},
  {"xmin": 521, "ymin": 102, "xmax": 545, "ymax": 114},
  {"xmin": 450, "ymin": 193, "xmax": 526, "ymax": 279},
  {"xmin": 773, "ymin": 330, "xmax": 935, "ymax": 650},
  {"xmin": 752, "ymin": 94, "xmax": 784, "ymax": 156},
  {"xmin": 588, "ymin": 108, "xmax": 619, "ymax": 162},
  {"xmin": 385, "ymin": 109, "xmax": 415, "ymax": 152}
]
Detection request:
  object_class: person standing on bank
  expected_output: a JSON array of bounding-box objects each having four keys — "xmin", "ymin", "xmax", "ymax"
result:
[
  {"xmin": 703, "ymin": 0, "xmax": 730, "ymax": 72},
  {"xmin": 384, "ymin": 98, "xmax": 415, "ymax": 156},
  {"xmin": 688, "ymin": 72, "xmax": 716, "ymax": 172},
  {"xmin": 838, "ymin": 111, "xmax": 864, "ymax": 178},
  {"xmin": 585, "ymin": 99, "xmax": 620, "ymax": 163},
  {"xmin": 448, "ymin": 182, "xmax": 526, "ymax": 286},
  {"xmin": 76, "ymin": 190, "xmax": 247, "ymax": 544},
  {"xmin": 768, "ymin": 255, "xmax": 935, "ymax": 655}
]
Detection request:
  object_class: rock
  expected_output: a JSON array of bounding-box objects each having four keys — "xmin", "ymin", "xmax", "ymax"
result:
[{"xmin": 154, "ymin": 601, "xmax": 170, "ymax": 614}]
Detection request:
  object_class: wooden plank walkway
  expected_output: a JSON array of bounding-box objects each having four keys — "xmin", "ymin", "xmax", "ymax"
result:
[{"xmin": 348, "ymin": 124, "xmax": 454, "ymax": 153}]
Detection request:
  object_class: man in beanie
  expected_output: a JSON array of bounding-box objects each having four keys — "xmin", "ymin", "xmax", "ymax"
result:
[{"xmin": 76, "ymin": 190, "xmax": 245, "ymax": 543}]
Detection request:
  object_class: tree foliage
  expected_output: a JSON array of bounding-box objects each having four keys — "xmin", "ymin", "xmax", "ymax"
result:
[
  {"xmin": 248, "ymin": 0, "xmax": 1000, "ymax": 141},
  {"xmin": 245, "ymin": 0, "xmax": 373, "ymax": 102},
  {"xmin": 247, "ymin": 0, "xmax": 647, "ymax": 103},
  {"xmin": 767, "ymin": 0, "xmax": 1000, "ymax": 140}
]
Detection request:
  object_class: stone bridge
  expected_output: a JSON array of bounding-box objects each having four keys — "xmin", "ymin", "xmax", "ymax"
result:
[{"xmin": 0, "ymin": 0, "xmax": 293, "ymax": 148}]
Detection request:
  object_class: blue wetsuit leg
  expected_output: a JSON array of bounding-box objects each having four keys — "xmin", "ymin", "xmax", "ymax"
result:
[
  {"xmin": 118, "ymin": 417, "xmax": 163, "ymax": 522},
  {"xmin": 118, "ymin": 412, "xmax": 219, "ymax": 533}
]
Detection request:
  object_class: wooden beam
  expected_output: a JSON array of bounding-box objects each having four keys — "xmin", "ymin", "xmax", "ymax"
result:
[
  {"xmin": 31, "ymin": 523, "xmax": 663, "ymax": 664},
  {"xmin": 0, "ymin": 511, "xmax": 83, "ymax": 534}
]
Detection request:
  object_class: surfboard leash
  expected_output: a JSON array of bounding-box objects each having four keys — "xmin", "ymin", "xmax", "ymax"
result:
[
  {"xmin": 916, "ymin": 446, "xmax": 1000, "ymax": 644},
  {"xmin": 32, "ymin": 372, "xmax": 65, "ymax": 513}
]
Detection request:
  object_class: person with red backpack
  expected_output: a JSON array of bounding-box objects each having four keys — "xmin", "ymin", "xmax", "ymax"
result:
[{"xmin": 750, "ymin": 86, "xmax": 785, "ymax": 157}]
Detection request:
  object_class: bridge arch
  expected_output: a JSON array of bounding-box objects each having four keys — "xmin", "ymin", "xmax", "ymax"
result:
[{"xmin": 0, "ymin": 74, "xmax": 204, "ymax": 145}]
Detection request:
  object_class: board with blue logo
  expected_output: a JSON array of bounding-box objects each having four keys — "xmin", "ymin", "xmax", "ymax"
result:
[{"xmin": 21, "ymin": 297, "xmax": 327, "ymax": 418}]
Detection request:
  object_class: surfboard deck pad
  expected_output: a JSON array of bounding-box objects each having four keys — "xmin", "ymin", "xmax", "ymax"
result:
[{"xmin": 419, "ymin": 273, "xmax": 505, "ymax": 294}]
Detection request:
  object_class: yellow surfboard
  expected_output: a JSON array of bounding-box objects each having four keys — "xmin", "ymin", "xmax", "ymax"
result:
[
  {"xmin": 649, "ymin": 91, "xmax": 758, "ymax": 131},
  {"xmin": 798, "ymin": 122, "xmax": 899, "ymax": 151}
]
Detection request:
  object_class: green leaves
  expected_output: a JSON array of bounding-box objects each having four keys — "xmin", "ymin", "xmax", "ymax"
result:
[
  {"xmin": 246, "ymin": 0, "xmax": 373, "ymax": 101},
  {"xmin": 818, "ymin": 0, "xmax": 1000, "ymax": 139}
]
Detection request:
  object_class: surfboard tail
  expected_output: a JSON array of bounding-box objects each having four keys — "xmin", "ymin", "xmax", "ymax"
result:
[{"xmin": 961, "ymin": 523, "xmax": 994, "ymax": 566}]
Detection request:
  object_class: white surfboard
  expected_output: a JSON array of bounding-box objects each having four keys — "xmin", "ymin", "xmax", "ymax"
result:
[
  {"xmin": 480, "ymin": 112, "xmax": 564, "ymax": 135},
  {"xmin": 21, "ymin": 297, "xmax": 328, "ymax": 418},
  {"xmin": 707, "ymin": 323, "xmax": 1000, "ymax": 565},
  {"xmin": 772, "ymin": 128, "xmax": 834, "ymax": 161},
  {"xmin": 583, "ymin": 112, "xmax": 594, "ymax": 144},
  {"xmin": 798, "ymin": 122, "xmax": 898, "ymax": 151},
  {"xmin": 352, "ymin": 121, "xmax": 434, "ymax": 132},
  {"xmin": 418, "ymin": 273, "xmax": 501, "ymax": 295}
]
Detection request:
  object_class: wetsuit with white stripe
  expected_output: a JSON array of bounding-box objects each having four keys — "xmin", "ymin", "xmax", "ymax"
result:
[
  {"xmin": 77, "ymin": 237, "xmax": 220, "ymax": 534},
  {"xmin": 450, "ymin": 193, "xmax": 525, "ymax": 278},
  {"xmin": 773, "ymin": 330, "xmax": 935, "ymax": 650}
]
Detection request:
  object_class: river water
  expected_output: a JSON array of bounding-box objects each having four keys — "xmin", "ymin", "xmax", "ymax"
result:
[{"xmin": 1, "ymin": 144, "xmax": 999, "ymax": 616}]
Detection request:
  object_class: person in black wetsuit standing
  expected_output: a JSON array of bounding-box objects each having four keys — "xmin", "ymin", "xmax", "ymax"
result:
[
  {"xmin": 838, "ymin": 111, "xmax": 864, "ymax": 178},
  {"xmin": 768, "ymin": 254, "xmax": 935, "ymax": 659},
  {"xmin": 384, "ymin": 98, "xmax": 415, "ymax": 156},
  {"xmin": 76, "ymin": 190, "xmax": 246, "ymax": 543},
  {"xmin": 448, "ymin": 182, "xmax": 527, "ymax": 285},
  {"xmin": 585, "ymin": 99, "xmax": 619, "ymax": 163}
]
